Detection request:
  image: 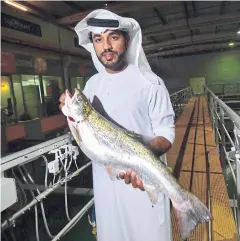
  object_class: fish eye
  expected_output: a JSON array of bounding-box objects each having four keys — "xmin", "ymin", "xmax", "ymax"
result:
[{"xmin": 76, "ymin": 97, "xmax": 82, "ymax": 103}]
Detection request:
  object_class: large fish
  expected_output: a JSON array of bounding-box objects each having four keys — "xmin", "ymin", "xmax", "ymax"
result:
[{"xmin": 62, "ymin": 88, "xmax": 212, "ymax": 239}]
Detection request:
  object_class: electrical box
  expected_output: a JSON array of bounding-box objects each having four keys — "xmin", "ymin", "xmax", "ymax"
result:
[{"xmin": 1, "ymin": 177, "xmax": 18, "ymax": 212}]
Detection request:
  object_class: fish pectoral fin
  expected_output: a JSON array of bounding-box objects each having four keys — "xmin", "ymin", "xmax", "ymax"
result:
[
  {"xmin": 105, "ymin": 166, "xmax": 121, "ymax": 181},
  {"xmin": 143, "ymin": 184, "xmax": 158, "ymax": 206}
]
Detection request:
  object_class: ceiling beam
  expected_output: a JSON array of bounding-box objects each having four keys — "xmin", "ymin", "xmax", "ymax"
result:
[
  {"xmin": 192, "ymin": 1, "xmax": 197, "ymax": 17},
  {"xmin": 170, "ymin": 33, "xmax": 176, "ymax": 39},
  {"xmin": 215, "ymin": 26, "xmax": 220, "ymax": 34},
  {"xmin": 56, "ymin": 1, "xmax": 169, "ymax": 25},
  {"xmin": 146, "ymin": 41, "xmax": 240, "ymax": 58},
  {"xmin": 143, "ymin": 13, "xmax": 240, "ymax": 37},
  {"xmin": 143, "ymin": 31, "xmax": 239, "ymax": 51},
  {"xmin": 150, "ymin": 36, "xmax": 158, "ymax": 43},
  {"xmin": 153, "ymin": 7, "xmax": 167, "ymax": 25},
  {"xmin": 1, "ymin": 36, "xmax": 90, "ymax": 59},
  {"xmin": 13, "ymin": 1, "xmax": 57, "ymax": 22},
  {"xmin": 62, "ymin": 1, "xmax": 86, "ymax": 12},
  {"xmin": 183, "ymin": 1, "xmax": 189, "ymax": 22},
  {"xmin": 220, "ymin": 1, "xmax": 227, "ymax": 15}
]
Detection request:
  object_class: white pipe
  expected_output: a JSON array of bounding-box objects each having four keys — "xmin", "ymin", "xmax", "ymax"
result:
[
  {"xmin": 205, "ymin": 87, "xmax": 240, "ymax": 130},
  {"xmin": 1, "ymin": 161, "xmax": 92, "ymax": 230},
  {"xmin": 21, "ymin": 166, "xmax": 55, "ymax": 238},
  {"xmin": 51, "ymin": 198, "xmax": 94, "ymax": 241},
  {"xmin": 170, "ymin": 87, "xmax": 191, "ymax": 97},
  {"xmin": 17, "ymin": 167, "xmax": 40, "ymax": 241}
]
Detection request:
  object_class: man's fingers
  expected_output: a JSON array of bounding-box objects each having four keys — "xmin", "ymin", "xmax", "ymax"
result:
[
  {"xmin": 119, "ymin": 172, "xmax": 125, "ymax": 179},
  {"xmin": 131, "ymin": 172, "xmax": 138, "ymax": 188},
  {"xmin": 137, "ymin": 180, "xmax": 145, "ymax": 191},
  {"xmin": 59, "ymin": 93, "xmax": 66, "ymax": 103},
  {"xmin": 120, "ymin": 169, "xmax": 145, "ymax": 191},
  {"xmin": 59, "ymin": 93, "xmax": 66, "ymax": 111},
  {"xmin": 124, "ymin": 169, "xmax": 131, "ymax": 184}
]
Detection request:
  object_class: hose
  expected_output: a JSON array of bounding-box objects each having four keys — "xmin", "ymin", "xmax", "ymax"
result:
[
  {"xmin": 41, "ymin": 155, "xmax": 49, "ymax": 189},
  {"xmin": 64, "ymin": 152, "xmax": 73, "ymax": 222},
  {"xmin": 21, "ymin": 166, "xmax": 55, "ymax": 239},
  {"xmin": 17, "ymin": 167, "xmax": 40, "ymax": 241}
]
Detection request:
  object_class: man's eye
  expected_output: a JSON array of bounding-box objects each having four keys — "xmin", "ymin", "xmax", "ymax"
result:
[
  {"xmin": 111, "ymin": 36, "xmax": 119, "ymax": 40},
  {"xmin": 94, "ymin": 38, "xmax": 101, "ymax": 43}
]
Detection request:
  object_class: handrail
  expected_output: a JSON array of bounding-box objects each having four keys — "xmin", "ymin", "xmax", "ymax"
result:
[
  {"xmin": 208, "ymin": 82, "xmax": 240, "ymax": 86},
  {"xmin": 205, "ymin": 86, "xmax": 240, "ymax": 237},
  {"xmin": 170, "ymin": 87, "xmax": 191, "ymax": 97},
  {"xmin": 170, "ymin": 87, "xmax": 192, "ymax": 118},
  {"xmin": 205, "ymin": 87, "xmax": 240, "ymax": 130},
  {"xmin": 207, "ymin": 83, "xmax": 240, "ymax": 99}
]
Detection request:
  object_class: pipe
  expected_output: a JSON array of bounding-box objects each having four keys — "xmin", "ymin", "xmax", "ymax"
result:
[
  {"xmin": 51, "ymin": 198, "xmax": 94, "ymax": 241},
  {"xmin": 1, "ymin": 161, "xmax": 92, "ymax": 230},
  {"xmin": 205, "ymin": 87, "xmax": 240, "ymax": 130},
  {"xmin": 202, "ymin": 103, "xmax": 213, "ymax": 241}
]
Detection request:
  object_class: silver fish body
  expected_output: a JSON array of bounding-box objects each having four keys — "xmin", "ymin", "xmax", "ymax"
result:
[{"xmin": 65, "ymin": 89, "xmax": 212, "ymax": 239}]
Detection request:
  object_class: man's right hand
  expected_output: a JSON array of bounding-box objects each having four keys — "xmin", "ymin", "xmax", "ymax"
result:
[{"xmin": 59, "ymin": 92, "xmax": 66, "ymax": 111}]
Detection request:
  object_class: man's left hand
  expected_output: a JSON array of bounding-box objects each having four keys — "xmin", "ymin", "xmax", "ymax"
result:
[{"xmin": 119, "ymin": 169, "xmax": 145, "ymax": 191}]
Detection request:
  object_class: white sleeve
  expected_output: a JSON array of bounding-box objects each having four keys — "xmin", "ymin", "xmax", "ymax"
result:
[{"xmin": 148, "ymin": 83, "xmax": 175, "ymax": 144}]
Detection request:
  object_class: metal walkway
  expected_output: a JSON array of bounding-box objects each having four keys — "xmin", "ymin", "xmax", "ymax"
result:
[{"xmin": 167, "ymin": 95, "xmax": 238, "ymax": 241}]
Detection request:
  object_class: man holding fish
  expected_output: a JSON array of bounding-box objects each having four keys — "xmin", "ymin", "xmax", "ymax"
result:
[{"xmin": 59, "ymin": 9, "xmax": 211, "ymax": 241}]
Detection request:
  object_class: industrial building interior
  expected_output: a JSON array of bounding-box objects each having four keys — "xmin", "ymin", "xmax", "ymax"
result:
[{"xmin": 1, "ymin": 1, "xmax": 240, "ymax": 241}]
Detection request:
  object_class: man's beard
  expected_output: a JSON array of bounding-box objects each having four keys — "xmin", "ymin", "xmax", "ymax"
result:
[{"xmin": 97, "ymin": 50, "xmax": 126, "ymax": 71}]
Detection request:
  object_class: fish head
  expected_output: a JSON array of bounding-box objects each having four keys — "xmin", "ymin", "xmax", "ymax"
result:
[{"xmin": 65, "ymin": 88, "xmax": 91, "ymax": 122}]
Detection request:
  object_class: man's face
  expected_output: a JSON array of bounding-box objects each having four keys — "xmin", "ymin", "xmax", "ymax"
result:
[{"xmin": 92, "ymin": 30, "xmax": 128, "ymax": 71}]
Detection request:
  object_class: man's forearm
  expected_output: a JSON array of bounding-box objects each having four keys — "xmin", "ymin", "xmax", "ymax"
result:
[{"xmin": 148, "ymin": 136, "xmax": 172, "ymax": 156}]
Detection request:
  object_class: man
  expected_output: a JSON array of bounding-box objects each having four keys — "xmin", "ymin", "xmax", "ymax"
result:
[{"xmin": 60, "ymin": 9, "xmax": 175, "ymax": 241}]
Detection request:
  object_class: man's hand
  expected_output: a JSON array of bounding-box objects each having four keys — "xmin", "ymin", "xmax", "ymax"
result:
[
  {"xmin": 149, "ymin": 136, "xmax": 172, "ymax": 156},
  {"xmin": 59, "ymin": 92, "xmax": 66, "ymax": 111},
  {"xmin": 119, "ymin": 169, "xmax": 145, "ymax": 191}
]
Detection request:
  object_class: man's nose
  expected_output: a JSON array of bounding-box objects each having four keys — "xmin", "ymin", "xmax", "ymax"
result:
[{"xmin": 103, "ymin": 39, "xmax": 112, "ymax": 50}]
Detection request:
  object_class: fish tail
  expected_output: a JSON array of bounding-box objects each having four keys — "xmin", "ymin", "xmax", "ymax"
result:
[{"xmin": 172, "ymin": 191, "xmax": 212, "ymax": 239}]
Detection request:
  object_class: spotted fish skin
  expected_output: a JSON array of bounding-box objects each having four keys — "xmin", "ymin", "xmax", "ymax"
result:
[{"xmin": 64, "ymin": 89, "xmax": 212, "ymax": 239}]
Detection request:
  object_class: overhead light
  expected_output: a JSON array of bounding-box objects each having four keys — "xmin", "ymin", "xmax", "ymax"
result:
[
  {"xmin": 4, "ymin": 0, "xmax": 27, "ymax": 12},
  {"xmin": 237, "ymin": 30, "xmax": 240, "ymax": 34},
  {"xmin": 229, "ymin": 42, "xmax": 235, "ymax": 46}
]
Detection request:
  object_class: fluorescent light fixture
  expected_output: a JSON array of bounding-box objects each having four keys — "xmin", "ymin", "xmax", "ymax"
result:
[
  {"xmin": 229, "ymin": 42, "xmax": 235, "ymax": 46},
  {"xmin": 237, "ymin": 30, "xmax": 240, "ymax": 34},
  {"xmin": 4, "ymin": 0, "xmax": 27, "ymax": 12}
]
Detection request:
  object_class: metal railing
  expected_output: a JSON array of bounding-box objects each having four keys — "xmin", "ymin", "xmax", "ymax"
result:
[
  {"xmin": 170, "ymin": 87, "xmax": 192, "ymax": 118},
  {"xmin": 1, "ymin": 133, "xmax": 93, "ymax": 241},
  {"xmin": 207, "ymin": 83, "xmax": 240, "ymax": 101},
  {"xmin": 205, "ymin": 86, "xmax": 240, "ymax": 236}
]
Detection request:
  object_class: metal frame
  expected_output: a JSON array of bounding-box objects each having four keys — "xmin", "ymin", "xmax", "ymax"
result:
[
  {"xmin": 51, "ymin": 197, "xmax": 94, "ymax": 241},
  {"xmin": 207, "ymin": 82, "xmax": 240, "ymax": 101},
  {"xmin": 1, "ymin": 132, "xmax": 94, "ymax": 241},
  {"xmin": 1, "ymin": 133, "xmax": 72, "ymax": 172},
  {"xmin": 170, "ymin": 87, "xmax": 192, "ymax": 118},
  {"xmin": 205, "ymin": 86, "xmax": 240, "ymax": 236},
  {"xmin": 1, "ymin": 161, "xmax": 92, "ymax": 231}
]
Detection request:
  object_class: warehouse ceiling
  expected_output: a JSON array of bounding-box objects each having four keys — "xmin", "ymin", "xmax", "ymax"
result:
[{"xmin": 2, "ymin": 1, "xmax": 240, "ymax": 58}]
